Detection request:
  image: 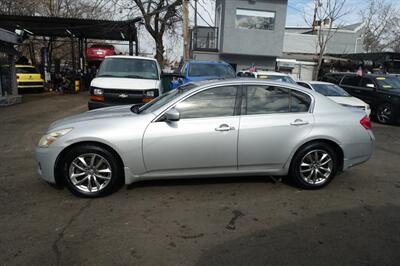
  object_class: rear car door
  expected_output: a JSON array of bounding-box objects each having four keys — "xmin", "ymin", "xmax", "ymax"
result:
[
  {"xmin": 238, "ymin": 85, "xmax": 314, "ymax": 171},
  {"xmin": 143, "ymin": 85, "xmax": 241, "ymax": 175}
]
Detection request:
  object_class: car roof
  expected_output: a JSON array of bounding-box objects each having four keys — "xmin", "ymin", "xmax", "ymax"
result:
[
  {"xmin": 238, "ymin": 70, "xmax": 289, "ymax": 76},
  {"xmin": 187, "ymin": 60, "xmax": 229, "ymax": 65},
  {"xmin": 104, "ymin": 55, "xmax": 157, "ymax": 61},
  {"xmin": 301, "ymin": 81, "xmax": 333, "ymax": 85}
]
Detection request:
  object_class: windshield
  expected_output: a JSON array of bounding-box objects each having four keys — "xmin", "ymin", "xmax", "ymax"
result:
[
  {"xmin": 97, "ymin": 58, "xmax": 159, "ymax": 80},
  {"xmin": 188, "ymin": 63, "xmax": 235, "ymax": 78},
  {"xmin": 139, "ymin": 84, "xmax": 197, "ymax": 114},
  {"xmin": 312, "ymin": 83, "xmax": 350, "ymax": 97},
  {"xmin": 375, "ymin": 76, "xmax": 400, "ymax": 90},
  {"xmin": 258, "ymin": 74, "xmax": 297, "ymax": 84}
]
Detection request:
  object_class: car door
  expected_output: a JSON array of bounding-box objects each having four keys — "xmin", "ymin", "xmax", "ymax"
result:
[
  {"xmin": 358, "ymin": 77, "xmax": 378, "ymax": 106},
  {"xmin": 238, "ymin": 85, "xmax": 314, "ymax": 171},
  {"xmin": 143, "ymin": 85, "xmax": 241, "ymax": 175}
]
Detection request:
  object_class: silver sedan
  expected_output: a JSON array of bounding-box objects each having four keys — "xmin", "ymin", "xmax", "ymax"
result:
[{"xmin": 35, "ymin": 79, "xmax": 375, "ymax": 197}]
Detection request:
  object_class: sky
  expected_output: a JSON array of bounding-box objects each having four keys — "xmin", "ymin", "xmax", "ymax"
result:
[{"xmin": 286, "ymin": 0, "xmax": 399, "ymax": 26}]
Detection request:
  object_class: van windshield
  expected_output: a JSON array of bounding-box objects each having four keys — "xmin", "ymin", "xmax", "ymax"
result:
[{"xmin": 97, "ymin": 58, "xmax": 159, "ymax": 80}]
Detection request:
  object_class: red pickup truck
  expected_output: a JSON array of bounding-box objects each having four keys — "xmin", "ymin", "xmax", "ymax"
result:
[{"xmin": 86, "ymin": 44, "xmax": 116, "ymax": 62}]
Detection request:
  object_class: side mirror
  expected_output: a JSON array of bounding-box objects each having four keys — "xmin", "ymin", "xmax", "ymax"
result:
[
  {"xmin": 165, "ymin": 108, "xmax": 180, "ymax": 121},
  {"xmin": 366, "ymin": 83, "xmax": 375, "ymax": 88}
]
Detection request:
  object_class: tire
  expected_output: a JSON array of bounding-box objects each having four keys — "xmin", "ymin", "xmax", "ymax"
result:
[
  {"xmin": 376, "ymin": 103, "xmax": 395, "ymax": 124},
  {"xmin": 61, "ymin": 145, "xmax": 123, "ymax": 197},
  {"xmin": 289, "ymin": 142, "xmax": 338, "ymax": 189}
]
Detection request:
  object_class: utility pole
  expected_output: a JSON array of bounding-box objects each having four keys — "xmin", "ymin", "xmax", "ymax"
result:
[{"xmin": 182, "ymin": 0, "xmax": 190, "ymax": 61}]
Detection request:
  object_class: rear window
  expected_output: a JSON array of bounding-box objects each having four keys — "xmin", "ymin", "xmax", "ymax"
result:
[
  {"xmin": 188, "ymin": 63, "xmax": 235, "ymax": 78},
  {"xmin": 16, "ymin": 67, "xmax": 39, "ymax": 74},
  {"xmin": 91, "ymin": 44, "xmax": 114, "ymax": 49}
]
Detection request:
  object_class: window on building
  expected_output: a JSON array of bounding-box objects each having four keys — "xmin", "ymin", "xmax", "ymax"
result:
[{"xmin": 236, "ymin": 8, "xmax": 275, "ymax": 31}]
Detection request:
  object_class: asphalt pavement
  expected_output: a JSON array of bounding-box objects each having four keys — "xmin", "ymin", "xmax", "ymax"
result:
[{"xmin": 1, "ymin": 92, "xmax": 399, "ymax": 266}]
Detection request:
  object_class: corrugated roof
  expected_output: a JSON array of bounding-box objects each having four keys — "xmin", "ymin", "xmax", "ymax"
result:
[{"xmin": 0, "ymin": 15, "xmax": 141, "ymax": 41}]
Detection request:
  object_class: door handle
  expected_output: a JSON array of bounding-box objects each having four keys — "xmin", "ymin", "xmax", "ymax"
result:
[
  {"xmin": 215, "ymin": 124, "xmax": 235, "ymax": 132},
  {"xmin": 290, "ymin": 119, "xmax": 309, "ymax": 126}
]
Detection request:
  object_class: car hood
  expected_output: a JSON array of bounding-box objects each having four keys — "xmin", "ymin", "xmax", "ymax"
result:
[
  {"xmin": 91, "ymin": 77, "xmax": 160, "ymax": 90},
  {"xmin": 328, "ymin": 96, "xmax": 367, "ymax": 107},
  {"xmin": 49, "ymin": 105, "xmax": 134, "ymax": 131}
]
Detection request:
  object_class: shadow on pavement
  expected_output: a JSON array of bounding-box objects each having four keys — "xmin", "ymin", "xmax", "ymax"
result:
[{"xmin": 196, "ymin": 205, "xmax": 400, "ymax": 266}]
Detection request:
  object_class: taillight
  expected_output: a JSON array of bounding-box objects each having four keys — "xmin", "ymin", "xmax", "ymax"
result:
[
  {"xmin": 360, "ymin": 115, "xmax": 372, "ymax": 130},
  {"xmin": 16, "ymin": 75, "xmax": 19, "ymax": 80}
]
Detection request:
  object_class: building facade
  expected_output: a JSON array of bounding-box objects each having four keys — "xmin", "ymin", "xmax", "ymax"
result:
[
  {"xmin": 191, "ymin": 0, "xmax": 288, "ymax": 72},
  {"xmin": 0, "ymin": 27, "xmax": 20, "ymax": 106}
]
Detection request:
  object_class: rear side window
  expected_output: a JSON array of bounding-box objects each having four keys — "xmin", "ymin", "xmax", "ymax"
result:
[
  {"xmin": 341, "ymin": 76, "xmax": 361, "ymax": 86},
  {"xmin": 297, "ymin": 82, "xmax": 312, "ymax": 90},
  {"xmin": 244, "ymin": 85, "xmax": 311, "ymax": 115}
]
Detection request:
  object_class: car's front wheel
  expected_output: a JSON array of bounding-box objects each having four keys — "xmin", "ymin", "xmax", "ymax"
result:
[
  {"xmin": 61, "ymin": 145, "xmax": 123, "ymax": 197},
  {"xmin": 290, "ymin": 143, "xmax": 338, "ymax": 189}
]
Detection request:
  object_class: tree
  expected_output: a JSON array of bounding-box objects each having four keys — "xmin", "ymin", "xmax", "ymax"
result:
[
  {"xmin": 118, "ymin": 0, "xmax": 183, "ymax": 67},
  {"xmin": 360, "ymin": 0, "xmax": 398, "ymax": 53},
  {"xmin": 306, "ymin": 0, "xmax": 349, "ymax": 79}
]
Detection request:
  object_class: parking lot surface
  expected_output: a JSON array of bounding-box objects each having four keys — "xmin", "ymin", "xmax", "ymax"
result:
[{"xmin": 1, "ymin": 93, "xmax": 400, "ymax": 266}]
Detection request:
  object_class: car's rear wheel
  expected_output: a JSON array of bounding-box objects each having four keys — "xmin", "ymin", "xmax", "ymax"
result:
[
  {"xmin": 61, "ymin": 145, "xmax": 123, "ymax": 197},
  {"xmin": 290, "ymin": 143, "xmax": 338, "ymax": 189},
  {"xmin": 376, "ymin": 103, "xmax": 395, "ymax": 124}
]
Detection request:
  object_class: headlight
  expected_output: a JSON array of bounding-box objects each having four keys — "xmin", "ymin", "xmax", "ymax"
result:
[
  {"xmin": 38, "ymin": 128, "xmax": 73, "ymax": 148},
  {"xmin": 93, "ymin": 88, "xmax": 103, "ymax": 96},
  {"xmin": 145, "ymin": 90, "xmax": 155, "ymax": 97}
]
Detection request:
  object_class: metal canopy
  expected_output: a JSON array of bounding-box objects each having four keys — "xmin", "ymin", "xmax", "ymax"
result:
[{"xmin": 0, "ymin": 15, "xmax": 141, "ymax": 41}]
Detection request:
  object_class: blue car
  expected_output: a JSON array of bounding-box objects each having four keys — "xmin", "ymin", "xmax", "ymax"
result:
[{"xmin": 170, "ymin": 60, "xmax": 236, "ymax": 89}]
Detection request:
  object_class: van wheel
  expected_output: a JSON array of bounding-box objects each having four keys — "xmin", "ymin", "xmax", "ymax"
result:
[
  {"xmin": 290, "ymin": 142, "xmax": 338, "ymax": 189},
  {"xmin": 62, "ymin": 145, "xmax": 123, "ymax": 197},
  {"xmin": 376, "ymin": 103, "xmax": 394, "ymax": 124}
]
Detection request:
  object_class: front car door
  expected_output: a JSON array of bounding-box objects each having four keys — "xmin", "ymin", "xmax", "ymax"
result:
[
  {"xmin": 238, "ymin": 84, "xmax": 314, "ymax": 172},
  {"xmin": 142, "ymin": 85, "xmax": 241, "ymax": 176},
  {"xmin": 358, "ymin": 77, "xmax": 378, "ymax": 107}
]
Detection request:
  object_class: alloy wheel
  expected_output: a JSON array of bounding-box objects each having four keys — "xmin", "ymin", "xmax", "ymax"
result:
[
  {"xmin": 299, "ymin": 149, "xmax": 333, "ymax": 185},
  {"xmin": 377, "ymin": 105, "xmax": 392, "ymax": 124},
  {"xmin": 68, "ymin": 153, "xmax": 112, "ymax": 193}
]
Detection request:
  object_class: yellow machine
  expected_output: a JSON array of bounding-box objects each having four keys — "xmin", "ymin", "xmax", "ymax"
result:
[{"xmin": 16, "ymin": 65, "xmax": 44, "ymax": 91}]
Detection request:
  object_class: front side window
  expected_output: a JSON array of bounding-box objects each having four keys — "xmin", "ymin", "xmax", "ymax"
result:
[
  {"xmin": 97, "ymin": 58, "xmax": 159, "ymax": 80},
  {"xmin": 236, "ymin": 8, "xmax": 275, "ymax": 31},
  {"xmin": 244, "ymin": 86, "xmax": 311, "ymax": 115},
  {"xmin": 341, "ymin": 76, "xmax": 361, "ymax": 87},
  {"xmin": 175, "ymin": 86, "xmax": 238, "ymax": 119}
]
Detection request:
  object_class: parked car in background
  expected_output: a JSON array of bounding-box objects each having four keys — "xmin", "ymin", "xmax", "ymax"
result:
[
  {"xmin": 85, "ymin": 44, "xmax": 116, "ymax": 62},
  {"xmin": 36, "ymin": 79, "xmax": 374, "ymax": 197},
  {"xmin": 170, "ymin": 60, "xmax": 235, "ymax": 89},
  {"xmin": 237, "ymin": 70, "xmax": 297, "ymax": 84},
  {"xmin": 297, "ymin": 81, "xmax": 371, "ymax": 116},
  {"xmin": 88, "ymin": 55, "xmax": 162, "ymax": 110},
  {"xmin": 16, "ymin": 64, "xmax": 44, "ymax": 92},
  {"xmin": 323, "ymin": 73, "xmax": 400, "ymax": 124}
]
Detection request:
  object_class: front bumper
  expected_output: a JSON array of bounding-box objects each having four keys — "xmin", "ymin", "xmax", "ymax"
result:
[{"xmin": 35, "ymin": 145, "xmax": 65, "ymax": 184}]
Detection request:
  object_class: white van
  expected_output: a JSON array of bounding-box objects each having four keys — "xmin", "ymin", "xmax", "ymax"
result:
[{"xmin": 88, "ymin": 55, "xmax": 162, "ymax": 110}]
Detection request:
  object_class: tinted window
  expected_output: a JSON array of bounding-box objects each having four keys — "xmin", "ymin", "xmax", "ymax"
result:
[
  {"xmin": 341, "ymin": 76, "xmax": 361, "ymax": 86},
  {"xmin": 291, "ymin": 90, "xmax": 312, "ymax": 112},
  {"xmin": 16, "ymin": 67, "xmax": 39, "ymax": 74},
  {"xmin": 375, "ymin": 76, "xmax": 400, "ymax": 90},
  {"xmin": 360, "ymin": 77, "xmax": 376, "ymax": 88},
  {"xmin": 176, "ymin": 86, "xmax": 237, "ymax": 119},
  {"xmin": 246, "ymin": 86, "xmax": 290, "ymax": 115}
]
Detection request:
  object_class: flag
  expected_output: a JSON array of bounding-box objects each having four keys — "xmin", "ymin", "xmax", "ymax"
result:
[{"xmin": 356, "ymin": 65, "xmax": 363, "ymax": 76}]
